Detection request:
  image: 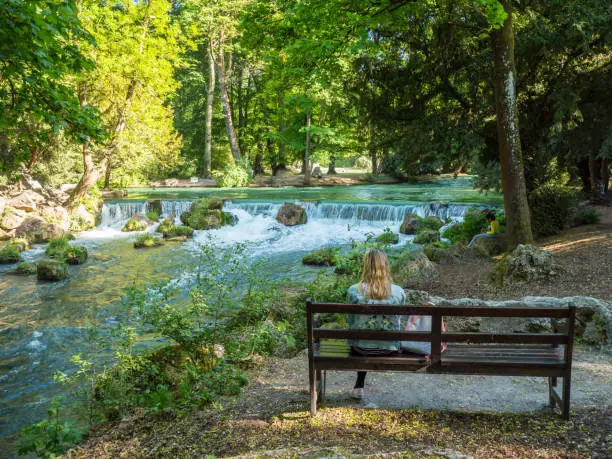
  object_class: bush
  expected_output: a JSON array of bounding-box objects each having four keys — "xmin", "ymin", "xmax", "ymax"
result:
[
  {"xmin": 0, "ymin": 245, "xmax": 23, "ymax": 264},
  {"xmin": 420, "ymin": 216, "xmax": 443, "ymax": 231},
  {"xmin": 302, "ymin": 247, "xmax": 338, "ymax": 266},
  {"xmin": 214, "ymin": 160, "xmax": 252, "ymax": 188},
  {"xmin": 572, "ymin": 207, "xmax": 601, "ymax": 226},
  {"xmin": 528, "ymin": 185, "xmax": 579, "ymax": 238}
]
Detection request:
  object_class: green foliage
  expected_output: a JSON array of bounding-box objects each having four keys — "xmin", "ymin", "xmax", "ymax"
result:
[
  {"xmin": 333, "ymin": 238, "xmax": 384, "ymax": 276},
  {"xmin": 64, "ymin": 245, "xmax": 88, "ymax": 265},
  {"xmin": 160, "ymin": 224, "xmax": 194, "ymax": 239},
  {"xmin": 213, "ymin": 160, "xmax": 252, "ymax": 188},
  {"xmin": 420, "ymin": 216, "xmax": 444, "ymax": 232},
  {"xmin": 17, "ymin": 397, "xmax": 88, "ymax": 459},
  {"xmin": 45, "ymin": 237, "xmax": 87, "ymax": 264},
  {"xmin": 184, "ymin": 198, "xmax": 233, "ymax": 230},
  {"xmin": 573, "ymin": 207, "xmax": 601, "ymax": 226},
  {"xmin": 0, "ymin": 244, "xmax": 23, "ymax": 264},
  {"xmin": 302, "ymin": 247, "xmax": 338, "ymax": 266},
  {"xmin": 413, "ymin": 230, "xmax": 440, "ymax": 245},
  {"xmin": 528, "ymin": 185, "xmax": 580, "ymax": 238},
  {"xmin": 121, "ymin": 216, "xmax": 149, "ymax": 232}
]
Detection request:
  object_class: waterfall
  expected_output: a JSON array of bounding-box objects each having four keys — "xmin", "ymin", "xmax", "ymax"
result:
[{"xmin": 99, "ymin": 199, "xmax": 478, "ymax": 228}]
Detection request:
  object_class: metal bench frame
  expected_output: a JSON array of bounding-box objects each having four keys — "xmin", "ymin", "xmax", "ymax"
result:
[{"xmin": 306, "ymin": 300, "xmax": 576, "ymax": 419}]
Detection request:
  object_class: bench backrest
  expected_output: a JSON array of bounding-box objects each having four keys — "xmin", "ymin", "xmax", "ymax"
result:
[{"xmin": 306, "ymin": 299, "xmax": 576, "ymax": 365}]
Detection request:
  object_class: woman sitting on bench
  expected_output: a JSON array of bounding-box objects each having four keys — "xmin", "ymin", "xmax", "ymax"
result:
[{"xmin": 345, "ymin": 248, "xmax": 406, "ymax": 399}]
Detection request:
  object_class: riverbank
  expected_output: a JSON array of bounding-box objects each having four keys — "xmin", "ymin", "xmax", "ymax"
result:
[{"xmin": 426, "ymin": 204, "xmax": 612, "ymax": 301}]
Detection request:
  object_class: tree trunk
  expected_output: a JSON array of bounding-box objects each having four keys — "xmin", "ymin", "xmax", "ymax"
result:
[
  {"xmin": 369, "ymin": 120, "xmax": 377, "ymax": 174},
  {"xmin": 203, "ymin": 39, "xmax": 215, "ymax": 178},
  {"xmin": 491, "ymin": 1, "xmax": 533, "ymax": 250},
  {"xmin": 26, "ymin": 147, "xmax": 41, "ymax": 171},
  {"xmin": 601, "ymin": 158, "xmax": 609, "ymax": 195},
  {"xmin": 275, "ymin": 91, "xmax": 286, "ymax": 174},
  {"xmin": 103, "ymin": 162, "xmax": 112, "ymax": 190},
  {"xmin": 327, "ymin": 155, "xmax": 337, "ymax": 174},
  {"xmin": 304, "ymin": 111, "xmax": 311, "ymax": 186},
  {"xmin": 588, "ymin": 154, "xmax": 601, "ymax": 197},
  {"xmin": 216, "ymin": 32, "xmax": 241, "ymax": 161}
]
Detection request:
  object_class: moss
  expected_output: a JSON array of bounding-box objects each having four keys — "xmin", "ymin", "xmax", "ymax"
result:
[
  {"xmin": 8, "ymin": 238, "xmax": 29, "ymax": 252},
  {"xmin": 160, "ymin": 225, "xmax": 194, "ymax": 238},
  {"xmin": 413, "ymin": 230, "xmax": 440, "ymax": 244},
  {"xmin": 0, "ymin": 245, "xmax": 23, "ymax": 264},
  {"xmin": 45, "ymin": 237, "xmax": 87, "ymax": 264},
  {"xmin": 14, "ymin": 262, "xmax": 37, "ymax": 275},
  {"xmin": 302, "ymin": 248, "xmax": 338, "ymax": 266},
  {"xmin": 419, "ymin": 216, "xmax": 443, "ymax": 231}
]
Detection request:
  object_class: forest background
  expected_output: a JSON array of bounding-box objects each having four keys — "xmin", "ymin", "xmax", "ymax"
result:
[{"xmin": 1, "ymin": 0, "xmax": 610, "ymax": 224}]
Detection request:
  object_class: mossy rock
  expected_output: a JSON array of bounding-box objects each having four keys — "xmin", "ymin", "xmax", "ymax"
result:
[
  {"xmin": 423, "ymin": 242, "xmax": 477, "ymax": 264},
  {"xmin": 14, "ymin": 262, "xmax": 37, "ymax": 275},
  {"xmin": 302, "ymin": 248, "xmax": 337, "ymax": 266},
  {"xmin": 37, "ymin": 260, "xmax": 68, "ymax": 281},
  {"xmin": 180, "ymin": 211, "xmax": 191, "ymax": 226},
  {"xmin": 160, "ymin": 224, "xmax": 194, "ymax": 238},
  {"xmin": 65, "ymin": 246, "xmax": 88, "ymax": 265},
  {"xmin": 375, "ymin": 231, "xmax": 399, "ymax": 244},
  {"xmin": 7, "ymin": 238, "xmax": 29, "ymax": 252},
  {"xmin": 134, "ymin": 234, "xmax": 164, "ymax": 248},
  {"xmin": 188, "ymin": 209, "xmax": 231, "ymax": 230},
  {"xmin": 413, "ymin": 230, "xmax": 440, "ymax": 244},
  {"xmin": 145, "ymin": 211, "xmax": 160, "ymax": 221},
  {"xmin": 0, "ymin": 245, "xmax": 23, "ymax": 264},
  {"xmin": 45, "ymin": 237, "xmax": 71, "ymax": 258},
  {"xmin": 121, "ymin": 215, "xmax": 149, "ymax": 232}
]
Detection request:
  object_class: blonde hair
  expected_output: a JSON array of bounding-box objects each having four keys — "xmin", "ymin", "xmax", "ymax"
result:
[{"xmin": 358, "ymin": 248, "xmax": 392, "ymax": 300}]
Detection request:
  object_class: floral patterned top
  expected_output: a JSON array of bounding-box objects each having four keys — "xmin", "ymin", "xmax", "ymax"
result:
[{"xmin": 346, "ymin": 283, "xmax": 406, "ymax": 351}]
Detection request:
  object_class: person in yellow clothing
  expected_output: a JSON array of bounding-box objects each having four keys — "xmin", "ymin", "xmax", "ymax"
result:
[{"xmin": 468, "ymin": 211, "xmax": 500, "ymax": 247}]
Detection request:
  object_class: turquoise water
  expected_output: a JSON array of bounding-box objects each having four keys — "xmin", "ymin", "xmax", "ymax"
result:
[{"xmin": 0, "ymin": 180, "xmax": 500, "ymax": 454}]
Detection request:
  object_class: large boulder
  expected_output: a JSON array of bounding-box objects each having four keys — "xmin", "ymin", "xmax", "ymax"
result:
[
  {"xmin": 37, "ymin": 261, "xmax": 68, "ymax": 282},
  {"xmin": 393, "ymin": 251, "xmax": 439, "ymax": 287},
  {"xmin": 400, "ymin": 213, "xmax": 420, "ymax": 234},
  {"xmin": 8, "ymin": 190, "xmax": 45, "ymax": 212},
  {"xmin": 39, "ymin": 206, "xmax": 70, "ymax": 229},
  {"xmin": 470, "ymin": 235, "xmax": 507, "ymax": 257},
  {"xmin": 15, "ymin": 217, "xmax": 67, "ymax": 243},
  {"xmin": 1, "ymin": 206, "xmax": 27, "ymax": 231},
  {"xmin": 121, "ymin": 215, "xmax": 149, "ymax": 232},
  {"xmin": 424, "ymin": 242, "xmax": 479, "ymax": 264},
  {"xmin": 311, "ymin": 166, "xmax": 323, "ymax": 179},
  {"xmin": 276, "ymin": 203, "xmax": 307, "ymax": 226},
  {"xmin": 101, "ymin": 189, "xmax": 128, "ymax": 199},
  {"xmin": 494, "ymin": 244, "xmax": 559, "ymax": 284}
]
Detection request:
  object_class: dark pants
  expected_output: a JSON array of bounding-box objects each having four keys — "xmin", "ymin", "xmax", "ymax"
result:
[{"xmin": 352, "ymin": 346, "xmax": 397, "ymax": 389}]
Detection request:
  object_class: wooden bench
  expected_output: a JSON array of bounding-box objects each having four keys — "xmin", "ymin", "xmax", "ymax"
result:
[{"xmin": 306, "ymin": 300, "xmax": 576, "ymax": 419}]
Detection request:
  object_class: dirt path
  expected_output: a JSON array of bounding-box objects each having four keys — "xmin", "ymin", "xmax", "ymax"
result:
[
  {"xmin": 427, "ymin": 204, "xmax": 612, "ymax": 301},
  {"xmin": 73, "ymin": 346, "xmax": 611, "ymax": 458}
]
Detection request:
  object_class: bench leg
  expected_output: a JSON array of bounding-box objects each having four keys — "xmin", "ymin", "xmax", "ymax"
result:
[
  {"xmin": 562, "ymin": 374, "xmax": 571, "ymax": 420},
  {"xmin": 548, "ymin": 377, "xmax": 556, "ymax": 408},
  {"xmin": 309, "ymin": 364, "xmax": 317, "ymax": 416},
  {"xmin": 316, "ymin": 369, "xmax": 323, "ymax": 404}
]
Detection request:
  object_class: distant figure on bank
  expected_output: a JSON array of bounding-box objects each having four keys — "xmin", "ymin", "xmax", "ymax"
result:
[{"xmin": 468, "ymin": 211, "xmax": 500, "ymax": 248}]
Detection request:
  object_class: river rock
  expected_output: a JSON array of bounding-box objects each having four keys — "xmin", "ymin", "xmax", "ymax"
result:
[
  {"xmin": 0, "ymin": 206, "xmax": 27, "ymax": 231},
  {"xmin": 276, "ymin": 203, "xmax": 307, "ymax": 226},
  {"xmin": 8, "ymin": 190, "xmax": 45, "ymax": 212},
  {"xmin": 419, "ymin": 292, "xmax": 612, "ymax": 345},
  {"xmin": 13, "ymin": 262, "xmax": 37, "ymax": 275},
  {"xmin": 37, "ymin": 260, "xmax": 68, "ymax": 281},
  {"xmin": 424, "ymin": 242, "xmax": 478, "ymax": 264},
  {"xmin": 311, "ymin": 166, "xmax": 323, "ymax": 179},
  {"xmin": 470, "ymin": 235, "xmax": 507, "ymax": 257},
  {"xmin": 15, "ymin": 217, "xmax": 67, "ymax": 243},
  {"xmin": 400, "ymin": 213, "xmax": 420, "ymax": 234},
  {"xmin": 182, "ymin": 198, "xmax": 232, "ymax": 230},
  {"xmin": 495, "ymin": 244, "xmax": 559, "ymax": 283},
  {"xmin": 121, "ymin": 215, "xmax": 149, "ymax": 232},
  {"xmin": 394, "ymin": 253, "xmax": 439, "ymax": 287}
]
